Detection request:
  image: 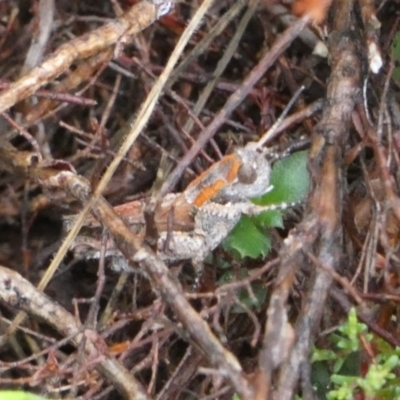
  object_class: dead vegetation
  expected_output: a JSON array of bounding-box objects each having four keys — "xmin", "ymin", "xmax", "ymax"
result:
[{"xmin": 0, "ymin": 0, "xmax": 399, "ymax": 399}]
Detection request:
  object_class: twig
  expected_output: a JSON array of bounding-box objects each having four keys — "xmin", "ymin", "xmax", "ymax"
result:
[
  {"xmin": 359, "ymin": 0, "xmax": 382, "ymax": 74},
  {"xmin": 21, "ymin": 0, "xmax": 55, "ymax": 74}
]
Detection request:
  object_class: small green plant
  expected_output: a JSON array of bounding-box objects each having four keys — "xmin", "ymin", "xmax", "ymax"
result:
[{"xmin": 312, "ymin": 308, "xmax": 400, "ymax": 400}]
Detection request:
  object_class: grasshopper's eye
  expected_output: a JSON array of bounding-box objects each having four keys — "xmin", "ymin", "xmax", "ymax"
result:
[{"xmin": 237, "ymin": 163, "xmax": 257, "ymax": 184}]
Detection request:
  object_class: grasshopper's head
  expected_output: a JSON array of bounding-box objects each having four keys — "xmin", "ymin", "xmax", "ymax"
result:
[{"xmin": 215, "ymin": 142, "xmax": 271, "ymax": 202}]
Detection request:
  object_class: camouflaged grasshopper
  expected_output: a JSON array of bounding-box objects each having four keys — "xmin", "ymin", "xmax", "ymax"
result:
[
  {"xmin": 66, "ymin": 141, "xmax": 299, "ymax": 272},
  {"xmin": 66, "ymin": 89, "xmax": 305, "ymax": 271}
]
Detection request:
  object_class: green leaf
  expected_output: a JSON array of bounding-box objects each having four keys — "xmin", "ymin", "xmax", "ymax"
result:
[
  {"xmin": 0, "ymin": 391, "xmax": 51, "ymax": 400},
  {"xmin": 255, "ymin": 150, "xmax": 310, "ymax": 205},
  {"xmin": 224, "ymin": 216, "xmax": 271, "ymax": 259},
  {"xmin": 333, "ymin": 356, "xmax": 346, "ymax": 374},
  {"xmin": 326, "ymin": 380, "xmax": 356, "ymax": 400},
  {"xmin": 254, "ymin": 209, "xmax": 283, "ymax": 228},
  {"xmin": 336, "ymin": 308, "xmax": 367, "ymax": 352},
  {"xmin": 312, "ymin": 348, "xmax": 337, "ymax": 363}
]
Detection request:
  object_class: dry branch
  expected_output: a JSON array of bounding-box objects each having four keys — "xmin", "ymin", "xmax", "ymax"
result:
[
  {"xmin": 256, "ymin": 0, "xmax": 363, "ymax": 398},
  {"xmin": 0, "ymin": 266, "xmax": 150, "ymax": 400},
  {"xmin": 0, "ymin": 1, "xmax": 158, "ymax": 114}
]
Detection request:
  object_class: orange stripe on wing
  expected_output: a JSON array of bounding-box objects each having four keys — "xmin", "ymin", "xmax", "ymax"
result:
[
  {"xmin": 193, "ymin": 179, "xmax": 226, "ymax": 207},
  {"xmin": 186, "ymin": 154, "xmax": 243, "ymax": 206}
]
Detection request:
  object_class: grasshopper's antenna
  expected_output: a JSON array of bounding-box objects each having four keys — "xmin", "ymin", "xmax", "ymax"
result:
[{"xmin": 256, "ymin": 85, "xmax": 305, "ymax": 149}]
